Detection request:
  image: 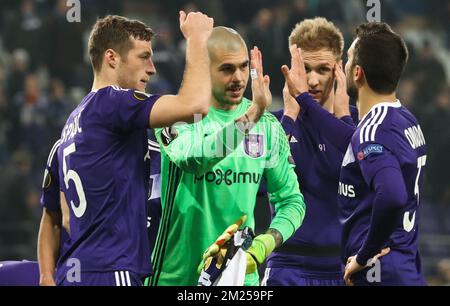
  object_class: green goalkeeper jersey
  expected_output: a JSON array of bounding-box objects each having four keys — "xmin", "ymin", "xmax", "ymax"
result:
[{"xmin": 150, "ymin": 98, "xmax": 306, "ymax": 286}]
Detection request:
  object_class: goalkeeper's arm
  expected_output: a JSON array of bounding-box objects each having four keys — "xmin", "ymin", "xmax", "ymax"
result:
[
  {"xmin": 264, "ymin": 122, "xmax": 306, "ymax": 242},
  {"xmin": 156, "ymin": 111, "xmax": 264, "ymax": 175},
  {"xmin": 245, "ymin": 123, "xmax": 306, "ymax": 274}
]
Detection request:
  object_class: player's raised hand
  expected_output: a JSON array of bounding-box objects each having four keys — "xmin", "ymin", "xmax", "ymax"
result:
[
  {"xmin": 179, "ymin": 10, "xmax": 214, "ymax": 42},
  {"xmin": 250, "ymin": 46, "xmax": 272, "ymax": 111},
  {"xmin": 283, "ymin": 83, "xmax": 301, "ymax": 120},
  {"xmin": 333, "ymin": 62, "xmax": 350, "ymax": 119},
  {"xmin": 281, "ymin": 45, "xmax": 309, "ymax": 98}
]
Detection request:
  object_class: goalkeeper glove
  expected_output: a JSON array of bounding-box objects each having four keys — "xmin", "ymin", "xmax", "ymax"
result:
[
  {"xmin": 197, "ymin": 215, "xmax": 247, "ymax": 274},
  {"xmin": 198, "ymin": 217, "xmax": 277, "ymax": 276},
  {"xmin": 245, "ymin": 234, "xmax": 276, "ymax": 274}
]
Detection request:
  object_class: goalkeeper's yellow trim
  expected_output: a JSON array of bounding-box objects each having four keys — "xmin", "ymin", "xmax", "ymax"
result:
[{"xmin": 245, "ymin": 234, "xmax": 276, "ymax": 274}]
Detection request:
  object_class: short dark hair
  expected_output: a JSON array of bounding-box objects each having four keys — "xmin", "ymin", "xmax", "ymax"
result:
[
  {"xmin": 353, "ymin": 22, "xmax": 408, "ymax": 94},
  {"xmin": 88, "ymin": 15, "xmax": 154, "ymax": 73}
]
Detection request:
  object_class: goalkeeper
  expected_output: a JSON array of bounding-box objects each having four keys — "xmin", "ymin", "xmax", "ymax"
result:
[{"xmin": 150, "ymin": 27, "xmax": 306, "ymax": 286}]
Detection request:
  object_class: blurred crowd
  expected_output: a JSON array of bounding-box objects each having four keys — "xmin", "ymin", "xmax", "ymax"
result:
[{"xmin": 0, "ymin": 0, "xmax": 449, "ymax": 283}]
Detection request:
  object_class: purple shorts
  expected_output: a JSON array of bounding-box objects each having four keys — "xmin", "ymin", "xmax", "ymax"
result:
[
  {"xmin": 261, "ymin": 267, "xmax": 344, "ymax": 286},
  {"xmin": 59, "ymin": 270, "xmax": 143, "ymax": 286},
  {"xmin": 0, "ymin": 261, "xmax": 39, "ymax": 286},
  {"xmin": 348, "ymin": 250, "xmax": 426, "ymax": 286}
]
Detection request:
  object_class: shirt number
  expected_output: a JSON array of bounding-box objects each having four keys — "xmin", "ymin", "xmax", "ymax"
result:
[
  {"xmin": 403, "ymin": 155, "xmax": 427, "ymax": 232},
  {"xmin": 63, "ymin": 143, "xmax": 87, "ymax": 218}
]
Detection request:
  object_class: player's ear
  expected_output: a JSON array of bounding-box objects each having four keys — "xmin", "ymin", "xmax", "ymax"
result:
[
  {"xmin": 105, "ymin": 49, "xmax": 119, "ymax": 69},
  {"xmin": 354, "ymin": 65, "xmax": 365, "ymax": 85}
]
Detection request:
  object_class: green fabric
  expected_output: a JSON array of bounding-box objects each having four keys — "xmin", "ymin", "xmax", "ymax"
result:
[
  {"xmin": 245, "ymin": 234, "xmax": 276, "ymax": 275},
  {"xmin": 243, "ymin": 271, "xmax": 260, "ymax": 286},
  {"xmin": 150, "ymin": 98, "xmax": 306, "ymax": 286}
]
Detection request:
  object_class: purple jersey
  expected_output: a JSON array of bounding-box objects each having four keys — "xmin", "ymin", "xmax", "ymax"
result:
[
  {"xmin": 56, "ymin": 86, "xmax": 159, "ymax": 282},
  {"xmin": 339, "ymin": 101, "xmax": 427, "ymax": 285},
  {"xmin": 266, "ymin": 105, "xmax": 358, "ymax": 278},
  {"xmin": 40, "ymin": 140, "xmax": 70, "ymax": 276},
  {"xmin": 146, "ymin": 129, "xmax": 162, "ymax": 256},
  {"xmin": 41, "ymin": 140, "xmax": 62, "ymax": 212}
]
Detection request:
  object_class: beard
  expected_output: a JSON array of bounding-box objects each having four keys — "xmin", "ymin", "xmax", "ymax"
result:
[
  {"xmin": 346, "ymin": 77, "xmax": 359, "ymax": 101},
  {"xmin": 346, "ymin": 64, "xmax": 359, "ymax": 101},
  {"xmin": 213, "ymin": 89, "xmax": 243, "ymax": 106}
]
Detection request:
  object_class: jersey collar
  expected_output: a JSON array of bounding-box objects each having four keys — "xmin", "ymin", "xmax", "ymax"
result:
[{"xmin": 358, "ymin": 99, "xmax": 402, "ymax": 126}]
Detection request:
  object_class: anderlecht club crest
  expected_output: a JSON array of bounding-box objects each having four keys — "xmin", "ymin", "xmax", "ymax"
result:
[{"xmin": 244, "ymin": 134, "xmax": 264, "ymax": 158}]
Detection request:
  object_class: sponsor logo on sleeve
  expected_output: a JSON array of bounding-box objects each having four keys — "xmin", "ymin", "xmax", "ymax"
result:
[
  {"xmin": 358, "ymin": 144, "xmax": 384, "ymax": 160},
  {"xmin": 133, "ymin": 91, "xmax": 151, "ymax": 101},
  {"xmin": 42, "ymin": 168, "xmax": 52, "ymax": 189}
]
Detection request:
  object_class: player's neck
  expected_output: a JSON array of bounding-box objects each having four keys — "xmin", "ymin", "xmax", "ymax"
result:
[
  {"xmin": 358, "ymin": 87, "xmax": 397, "ymax": 119},
  {"xmin": 322, "ymin": 96, "xmax": 334, "ymax": 114},
  {"xmin": 92, "ymin": 72, "xmax": 120, "ymax": 92},
  {"xmin": 211, "ymin": 98, "xmax": 239, "ymax": 112}
]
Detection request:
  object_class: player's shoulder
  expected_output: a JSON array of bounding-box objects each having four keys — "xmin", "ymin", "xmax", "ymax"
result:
[
  {"xmin": 42, "ymin": 140, "xmax": 61, "ymax": 192},
  {"xmin": 46, "ymin": 139, "xmax": 61, "ymax": 168},
  {"xmin": 270, "ymin": 109, "xmax": 284, "ymax": 121},
  {"xmin": 97, "ymin": 86, "xmax": 159, "ymax": 102},
  {"xmin": 375, "ymin": 102, "xmax": 419, "ymax": 136},
  {"xmin": 261, "ymin": 110, "xmax": 280, "ymax": 123},
  {"xmin": 91, "ymin": 86, "xmax": 129, "ymax": 108},
  {"xmin": 97, "ymin": 85, "xmax": 130, "ymax": 97},
  {"xmin": 357, "ymin": 101, "xmax": 403, "ymax": 144}
]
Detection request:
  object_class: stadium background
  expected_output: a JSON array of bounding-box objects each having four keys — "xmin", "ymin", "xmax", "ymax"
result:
[{"xmin": 0, "ymin": 0, "xmax": 448, "ymax": 285}]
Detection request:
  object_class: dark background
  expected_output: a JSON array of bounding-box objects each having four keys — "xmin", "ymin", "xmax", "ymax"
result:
[{"xmin": 0, "ymin": 0, "xmax": 449, "ymax": 285}]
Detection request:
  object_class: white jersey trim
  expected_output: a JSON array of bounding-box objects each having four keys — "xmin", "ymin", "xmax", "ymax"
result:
[
  {"xmin": 261, "ymin": 268, "xmax": 271, "ymax": 286},
  {"xmin": 125, "ymin": 271, "xmax": 131, "ymax": 286},
  {"xmin": 115, "ymin": 271, "xmax": 121, "ymax": 286},
  {"xmin": 359, "ymin": 109, "xmax": 378, "ymax": 143},
  {"xmin": 115, "ymin": 271, "xmax": 132, "ymax": 286},
  {"xmin": 370, "ymin": 106, "xmax": 389, "ymax": 142},
  {"xmin": 47, "ymin": 139, "xmax": 61, "ymax": 167},
  {"xmin": 148, "ymin": 139, "xmax": 161, "ymax": 152},
  {"xmin": 359, "ymin": 100, "xmax": 401, "ymax": 143}
]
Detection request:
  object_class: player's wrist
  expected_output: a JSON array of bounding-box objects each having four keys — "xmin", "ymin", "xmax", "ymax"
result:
[
  {"xmin": 245, "ymin": 234, "xmax": 275, "ymax": 275},
  {"xmin": 247, "ymin": 234, "xmax": 276, "ymax": 264},
  {"xmin": 186, "ymin": 35, "xmax": 209, "ymax": 46},
  {"xmin": 235, "ymin": 104, "xmax": 264, "ymax": 134},
  {"xmin": 245, "ymin": 103, "xmax": 265, "ymax": 123},
  {"xmin": 299, "ymin": 89, "xmax": 309, "ymax": 97},
  {"xmin": 294, "ymin": 83, "xmax": 309, "ymax": 97},
  {"xmin": 355, "ymin": 253, "xmax": 370, "ymax": 266},
  {"xmin": 284, "ymin": 109, "xmax": 300, "ymax": 121},
  {"xmin": 334, "ymin": 107, "xmax": 350, "ymax": 119},
  {"xmin": 39, "ymin": 273, "xmax": 56, "ymax": 286},
  {"xmin": 289, "ymin": 87, "xmax": 301, "ymax": 98}
]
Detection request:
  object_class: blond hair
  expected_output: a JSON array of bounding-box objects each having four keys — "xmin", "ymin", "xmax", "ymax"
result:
[{"xmin": 289, "ymin": 17, "xmax": 344, "ymax": 59}]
